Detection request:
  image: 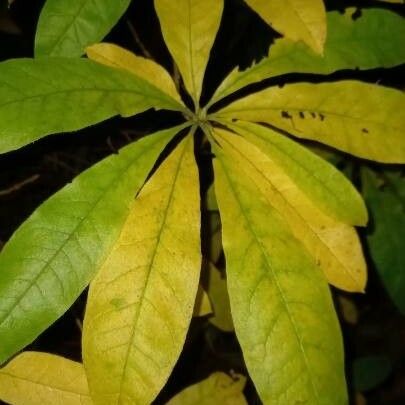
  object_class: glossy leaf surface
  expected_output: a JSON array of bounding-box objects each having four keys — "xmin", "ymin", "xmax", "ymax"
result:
[
  {"xmin": 83, "ymin": 135, "xmax": 201, "ymax": 405},
  {"xmin": 209, "ymin": 9, "xmax": 405, "ymax": 105},
  {"xmin": 216, "ymin": 81, "xmax": 405, "ymax": 163},
  {"xmin": 245, "ymin": 0, "xmax": 326, "ymax": 54},
  {"xmin": 0, "ymin": 58, "xmax": 184, "ymax": 153},
  {"xmin": 35, "ymin": 0, "xmax": 131, "ymax": 57},
  {"xmin": 0, "ymin": 352, "xmax": 92, "ymax": 405},
  {"xmin": 86, "ymin": 43, "xmax": 182, "ymax": 103},
  {"xmin": 0, "ymin": 127, "xmax": 180, "ymax": 365},
  {"xmin": 214, "ymin": 127, "xmax": 366, "ymax": 292},
  {"xmin": 167, "ymin": 372, "xmax": 247, "ymax": 404},
  {"xmin": 362, "ymin": 168, "xmax": 405, "ymax": 313},
  {"xmin": 155, "ymin": 0, "xmax": 223, "ymax": 104},
  {"xmin": 213, "ymin": 145, "xmax": 347, "ymax": 403}
]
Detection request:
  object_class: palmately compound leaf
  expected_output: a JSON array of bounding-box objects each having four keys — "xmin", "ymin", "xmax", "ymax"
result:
[
  {"xmin": 167, "ymin": 372, "xmax": 247, "ymax": 405},
  {"xmin": 154, "ymin": 0, "xmax": 223, "ymax": 106},
  {"xmin": 0, "ymin": 126, "xmax": 182, "ymax": 365},
  {"xmin": 215, "ymin": 81, "xmax": 405, "ymax": 163},
  {"xmin": 83, "ymin": 135, "xmax": 201, "ymax": 405},
  {"xmin": 244, "ymin": 0, "xmax": 326, "ymax": 54},
  {"xmin": 362, "ymin": 168, "xmax": 405, "ymax": 314},
  {"xmin": 213, "ymin": 127, "xmax": 366, "ymax": 292},
  {"xmin": 0, "ymin": 58, "xmax": 185, "ymax": 154},
  {"xmin": 222, "ymin": 120, "xmax": 367, "ymax": 226},
  {"xmin": 212, "ymin": 144, "xmax": 347, "ymax": 404},
  {"xmin": 35, "ymin": 0, "xmax": 131, "ymax": 57},
  {"xmin": 208, "ymin": 8, "xmax": 405, "ymax": 106},
  {"xmin": 0, "ymin": 351, "xmax": 92, "ymax": 405},
  {"xmin": 86, "ymin": 43, "xmax": 183, "ymax": 104}
]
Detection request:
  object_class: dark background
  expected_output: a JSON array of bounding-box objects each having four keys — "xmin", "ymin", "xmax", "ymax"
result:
[{"xmin": 0, "ymin": 0, "xmax": 404, "ymax": 403}]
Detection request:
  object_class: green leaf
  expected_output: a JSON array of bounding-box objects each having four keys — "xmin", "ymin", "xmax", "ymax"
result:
[
  {"xmin": 155, "ymin": 0, "xmax": 223, "ymax": 105},
  {"xmin": 353, "ymin": 355, "xmax": 392, "ymax": 392},
  {"xmin": 35, "ymin": 0, "xmax": 131, "ymax": 57},
  {"xmin": 206, "ymin": 262, "xmax": 234, "ymax": 332},
  {"xmin": 244, "ymin": 0, "xmax": 326, "ymax": 54},
  {"xmin": 209, "ymin": 8, "xmax": 405, "ymax": 106},
  {"xmin": 215, "ymin": 81, "xmax": 405, "ymax": 163},
  {"xmin": 212, "ymin": 144, "xmax": 347, "ymax": 404},
  {"xmin": 0, "ymin": 126, "xmax": 181, "ymax": 365},
  {"xmin": 86, "ymin": 43, "xmax": 183, "ymax": 104},
  {"xmin": 213, "ymin": 126, "xmax": 367, "ymax": 292},
  {"xmin": 167, "ymin": 372, "xmax": 247, "ymax": 404},
  {"xmin": 221, "ymin": 120, "xmax": 367, "ymax": 226},
  {"xmin": 0, "ymin": 58, "xmax": 184, "ymax": 154},
  {"xmin": 0, "ymin": 352, "xmax": 92, "ymax": 405},
  {"xmin": 83, "ymin": 135, "xmax": 201, "ymax": 405},
  {"xmin": 362, "ymin": 168, "xmax": 405, "ymax": 314}
]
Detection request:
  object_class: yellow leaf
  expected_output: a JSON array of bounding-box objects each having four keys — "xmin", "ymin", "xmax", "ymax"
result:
[
  {"xmin": 0, "ymin": 351, "xmax": 92, "ymax": 405},
  {"xmin": 206, "ymin": 262, "xmax": 234, "ymax": 332},
  {"xmin": 86, "ymin": 42, "xmax": 182, "ymax": 104},
  {"xmin": 215, "ymin": 81, "xmax": 405, "ymax": 163},
  {"xmin": 167, "ymin": 372, "xmax": 247, "ymax": 404},
  {"xmin": 193, "ymin": 285, "xmax": 213, "ymax": 317},
  {"xmin": 212, "ymin": 146, "xmax": 347, "ymax": 403},
  {"xmin": 244, "ymin": 0, "xmax": 326, "ymax": 54},
  {"xmin": 155, "ymin": 0, "xmax": 223, "ymax": 105},
  {"xmin": 83, "ymin": 135, "xmax": 201, "ymax": 405},
  {"xmin": 213, "ymin": 127, "xmax": 367, "ymax": 292}
]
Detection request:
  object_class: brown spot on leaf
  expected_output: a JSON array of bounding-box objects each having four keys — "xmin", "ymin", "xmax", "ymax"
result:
[
  {"xmin": 281, "ymin": 111, "xmax": 292, "ymax": 119},
  {"xmin": 362, "ymin": 128, "xmax": 369, "ymax": 134},
  {"xmin": 299, "ymin": 111, "xmax": 305, "ymax": 119}
]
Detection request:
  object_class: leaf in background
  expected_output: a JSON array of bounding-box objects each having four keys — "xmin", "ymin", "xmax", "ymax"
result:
[
  {"xmin": 213, "ymin": 127, "xmax": 366, "ymax": 292},
  {"xmin": 213, "ymin": 147, "xmax": 347, "ymax": 404},
  {"xmin": 0, "ymin": 126, "xmax": 181, "ymax": 365},
  {"xmin": 222, "ymin": 120, "xmax": 367, "ymax": 226},
  {"xmin": 83, "ymin": 135, "xmax": 201, "ymax": 405},
  {"xmin": 167, "ymin": 372, "xmax": 247, "ymax": 405},
  {"xmin": 353, "ymin": 355, "xmax": 392, "ymax": 392},
  {"xmin": 0, "ymin": 352, "xmax": 92, "ymax": 405},
  {"xmin": 193, "ymin": 286, "xmax": 213, "ymax": 317},
  {"xmin": 209, "ymin": 8, "xmax": 405, "ymax": 106},
  {"xmin": 216, "ymin": 81, "xmax": 405, "ymax": 163},
  {"xmin": 362, "ymin": 168, "xmax": 405, "ymax": 314},
  {"xmin": 206, "ymin": 262, "xmax": 234, "ymax": 332},
  {"xmin": 0, "ymin": 58, "xmax": 185, "ymax": 154},
  {"xmin": 244, "ymin": 0, "xmax": 326, "ymax": 54},
  {"xmin": 86, "ymin": 43, "xmax": 182, "ymax": 104},
  {"xmin": 35, "ymin": 0, "xmax": 131, "ymax": 57},
  {"xmin": 155, "ymin": 0, "xmax": 223, "ymax": 105}
]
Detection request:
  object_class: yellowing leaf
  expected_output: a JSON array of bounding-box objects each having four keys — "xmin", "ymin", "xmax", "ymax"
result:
[
  {"xmin": 155, "ymin": 0, "xmax": 223, "ymax": 105},
  {"xmin": 83, "ymin": 135, "xmax": 201, "ymax": 405},
  {"xmin": 244, "ymin": 0, "xmax": 326, "ymax": 54},
  {"xmin": 222, "ymin": 120, "xmax": 367, "ymax": 226},
  {"xmin": 212, "ymin": 145, "xmax": 347, "ymax": 404},
  {"xmin": 215, "ymin": 81, "xmax": 405, "ymax": 163},
  {"xmin": 167, "ymin": 372, "xmax": 247, "ymax": 404},
  {"xmin": 0, "ymin": 351, "xmax": 92, "ymax": 405},
  {"xmin": 207, "ymin": 262, "xmax": 234, "ymax": 332},
  {"xmin": 86, "ymin": 43, "xmax": 182, "ymax": 104},
  {"xmin": 213, "ymin": 127, "xmax": 366, "ymax": 292},
  {"xmin": 193, "ymin": 286, "xmax": 213, "ymax": 317}
]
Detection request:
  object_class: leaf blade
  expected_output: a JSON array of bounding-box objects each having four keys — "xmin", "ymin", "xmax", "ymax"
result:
[
  {"xmin": 155, "ymin": 0, "xmax": 223, "ymax": 105},
  {"xmin": 0, "ymin": 352, "xmax": 92, "ymax": 405},
  {"xmin": 245, "ymin": 0, "xmax": 326, "ymax": 54},
  {"xmin": 0, "ymin": 58, "xmax": 184, "ymax": 154},
  {"xmin": 212, "ymin": 145, "xmax": 347, "ymax": 404},
  {"xmin": 215, "ymin": 81, "xmax": 405, "ymax": 163},
  {"xmin": 35, "ymin": 0, "xmax": 131, "ymax": 57},
  {"xmin": 86, "ymin": 43, "xmax": 183, "ymax": 104},
  {"xmin": 0, "ymin": 127, "xmax": 181, "ymax": 365},
  {"xmin": 209, "ymin": 8, "xmax": 405, "ymax": 106},
  {"xmin": 213, "ymin": 126, "xmax": 366, "ymax": 292},
  {"xmin": 83, "ymin": 135, "xmax": 201, "ymax": 405}
]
